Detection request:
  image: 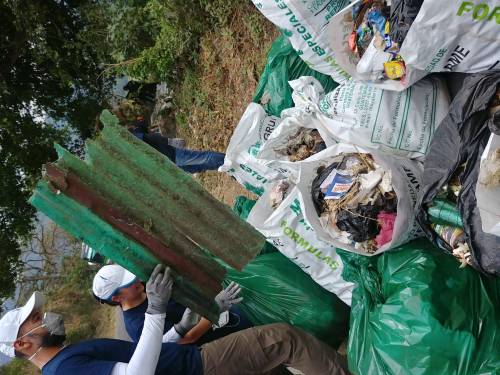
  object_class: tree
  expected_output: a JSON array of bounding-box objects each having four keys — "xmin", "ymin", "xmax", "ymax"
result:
[
  {"xmin": 0, "ymin": 0, "xmax": 114, "ymax": 299},
  {"xmin": 17, "ymin": 219, "xmax": 81, "ymax": 299}
]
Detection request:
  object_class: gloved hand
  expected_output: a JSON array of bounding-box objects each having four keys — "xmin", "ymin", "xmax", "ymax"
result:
[
  {"xmin": 215, "ymin": 282, "xmax": 243, "ymax": 313},
  {"xmin": 146, "ymin": 264, "xmax": 173, "ymax": 315},
  {"xmin": 174, "ymin": 308, "xmax": 200, "ymax": 336}
]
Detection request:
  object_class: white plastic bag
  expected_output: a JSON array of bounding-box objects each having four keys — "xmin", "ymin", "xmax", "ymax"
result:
[
  {"xmin": 400, "ymin": 0, "xmax": 500, "ymax": 74},
  {"xmin": 220, "ymin": 103, "xmax": 284, "ymax": 195},
  {"xmin": 252, "ymin": 0, "xmax": 500, "ymax": 90},
  {"xmin": 251, "ymin": 0, "xmax": 352, "ymax": 84},
  {"xmin": 317, "ymin": 76, "xmax": 450, "ymax": 159},
  {"xmin": 326, "ymin": 0, "xmax": 429, "ymax": 91},
  {"xmin": 476, "ymin": 134, "xmax": 500, "ymax": 237},
  {"xmin": 257, "ymin": 79, "xmax": 338, "ymax": 163},
  {"xmin": 247, "ymin": 183, "xmax": 355, "ymax": 305},
  {"xmin": 296, "ymin": 144, "xmax": 424, "ymax": 255}
]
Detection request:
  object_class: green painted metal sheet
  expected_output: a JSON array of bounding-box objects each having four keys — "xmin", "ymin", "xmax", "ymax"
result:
[
  {"xmin": 30, "ymin": 181, "xmax": 220, "ymax": 320},
  {"xmin": 29, "ymin": 110, "xmax": 265, "ymax": 320}
]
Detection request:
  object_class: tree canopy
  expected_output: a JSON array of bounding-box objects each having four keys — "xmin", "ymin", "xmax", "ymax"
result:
[{"xmin": 0, "ymin": 0, "xmax": 114, "ymax": 299}]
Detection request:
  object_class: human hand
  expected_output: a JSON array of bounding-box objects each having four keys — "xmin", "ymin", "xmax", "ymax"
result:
[
  {"xmin": 146, "ymin": 265, "xmax": 173, "ymax": 315},
  {"xmin": 215, "ymin": 282, "xmax": 243, "ymax": 313}
]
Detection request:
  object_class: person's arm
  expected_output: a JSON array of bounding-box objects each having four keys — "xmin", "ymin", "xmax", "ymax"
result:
[
  {"xmin": 178, "ymin": 318, "xmax": 212, "ymax": 345},
  {"xmin": 110, "ymin": 265, "xmax": 173, "ymax": 375},
  {"xmin": 111, "ymin": 313, "xmax": 165, "ymax": 375},
  {"xmin": 162, "ymin": 326, "xmax": 181, "ymax": 343},
  {"xmin": 175, "ymin": 283, "xmax": 244, "ymax": 345}
]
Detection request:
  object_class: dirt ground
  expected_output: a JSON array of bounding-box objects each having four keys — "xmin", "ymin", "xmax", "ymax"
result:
[{"xmin": 172, "ymin": 4, "xmax": 278, "ymax": 207}]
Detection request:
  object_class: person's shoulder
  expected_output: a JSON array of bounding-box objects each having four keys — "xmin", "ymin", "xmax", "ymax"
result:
[{"xmin": 43, "ymin": 340, "xmax": 123, "ymax": 375}]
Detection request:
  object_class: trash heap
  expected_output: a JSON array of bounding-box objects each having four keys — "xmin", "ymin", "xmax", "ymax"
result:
[
  {"xmin": 417, "ymin": 72, "xmax": 500, "ymax": 276},
  {"xmin": 311, "ymin": 153, "xmax": 397, "ymax": 253},
  {"xmin": 222, "ymin": 4, "xmax": 500, "ymax": 372},
  {"xmin": 348, "ymin": 0, "xmax": 420, "ymax": 82},
  {"xmin": 275, "ymin": 128, "xmax": 326, "ymax": 161},
  {"xmin": 252, "ymin": 0, "xmax": 500, "ymax": 90}
]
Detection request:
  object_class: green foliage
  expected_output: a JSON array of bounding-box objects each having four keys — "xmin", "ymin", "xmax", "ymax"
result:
[
  {"xmin": 245, "ymin": 12, "xmax": 266, "ymax": 43},
  {"xmin": 107, "ymin": 0, "xmax": 237, "ymax": 82},
  {"xmin": 0, "ymin": 358, "xmax": 33, "ymax": 375},
  {"xmin": 174, "ymin": 68, "xmax": 205, "ymax": 128},
  {"xmin": 199, "ymin": 0, "xmax": 237, "ymax": 27},
  {"xmin": 0, "ymin": 0, "xmax": 115, "ymax": 298}
]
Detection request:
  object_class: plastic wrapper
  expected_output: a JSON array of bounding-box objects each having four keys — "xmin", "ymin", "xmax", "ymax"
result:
[
  {"xmin": 341, "ymin": 239, "xmax": 500, "ymax": 375},
  {"xmin": 427, "ymin": 198, "xmax": 463, "ymax": 227}
]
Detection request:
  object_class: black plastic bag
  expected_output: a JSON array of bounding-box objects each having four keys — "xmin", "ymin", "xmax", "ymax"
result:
[
  {"xmin": 389, "ymin": 0, "xmax": 424, "ymax": 45},
  {"xmin": 416, "ymin": 72, "xmax": 500, "ymax": 276}
]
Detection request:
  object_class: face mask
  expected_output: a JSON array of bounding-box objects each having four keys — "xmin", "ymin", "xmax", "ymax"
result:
[
  {"xmin": 18, "ymin": 312, "xmax": 66, "ymax": 360},
  {"xmin": 41, "ymin": 312, "xmax": 65, "ymax": 336},
  {"xmin": 19, "ymin": 312, "xmax": 66, "ymax": 339}
]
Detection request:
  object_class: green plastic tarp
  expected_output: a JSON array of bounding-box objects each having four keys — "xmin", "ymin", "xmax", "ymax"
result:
[
  {"xmin": 253, "ymin": 35, "xmax": 338, "ymax": 117},
  {"xmin": 225, "ymin": 251, "xmax": 350, "ymax": 348},
  {"xmin": 340, "ymin": 239, "xmax": 500, "ymax": 375}
]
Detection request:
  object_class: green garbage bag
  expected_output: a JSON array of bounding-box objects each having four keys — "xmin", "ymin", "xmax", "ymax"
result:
[
  {"xmin": 253, "ymin": 35, "xmax": 338, "ymax": 117},
  {"xmin": 340, "ymin": 239, "xmax": 500, "ymax": 375},
  {"xmin": 225, "ymin": 251, "xmax": 350, "ymax": 348},
  {"xmin": 232, "ymin": 195, "xmax": 256, "ymax": 221}
]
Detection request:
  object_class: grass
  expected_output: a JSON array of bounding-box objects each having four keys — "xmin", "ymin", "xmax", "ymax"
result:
[{"xmin": 174, "ymin": 3, "xmax": 278, "ymax": 205}]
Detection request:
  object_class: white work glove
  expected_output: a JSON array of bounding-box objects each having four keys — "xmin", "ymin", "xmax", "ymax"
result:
[
  {"xmin": 174, "ymin": 308, "xmax": 200, "ymax": 336},
  {"xmin": 215, "ymin": 282, "xmax": 243, "ymax": 313},
  {"xmin": 146, "ymin": 265, "xmax": 173, "ymax": 315}
]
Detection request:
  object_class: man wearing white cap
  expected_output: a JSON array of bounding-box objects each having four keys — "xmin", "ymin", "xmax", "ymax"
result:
[
  {"xmin": 92, "ymin": 264, "xmax": 253, "ymax": 345},
  {"xmin": 0, "ymin": 265, "xmax": 350, "ymax": 375},
  {"xmin": 0, "ymin": 291, "xmax": 63, "ymax": 361}
]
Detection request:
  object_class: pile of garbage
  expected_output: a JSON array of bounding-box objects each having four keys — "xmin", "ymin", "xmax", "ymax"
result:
[
  {"xmin": 417, "ymin": 72, "xmax": 500, "ymax": 277},
  {"xmin": 275, "ymin": 128, "xmax": 326, "ymax": 162},
  {"xmin": 311, "ymin": 153, "xmax": 397, "ymax": 253},
  {"xmin": 349, "ymin": 0, "xmax": 421, "ymax": 82},
  {"xmin": 219, "ymin": 4, "xmax": 500, "ymax": 373},
  {"xmin": 252, "ymin": 0, "xmax": 500, "ymax": 91}
]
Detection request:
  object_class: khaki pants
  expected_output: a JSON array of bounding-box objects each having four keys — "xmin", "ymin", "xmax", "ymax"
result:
[{"xmin": 200, "ymin": 323, "xmax": 350, "ymax": 375}]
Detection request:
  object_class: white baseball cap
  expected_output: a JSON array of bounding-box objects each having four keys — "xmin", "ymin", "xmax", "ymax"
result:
[
  {"xmin": 92, "ymin": 265, "xmax": 138, "ymax": 301},
  {"xmin": 0, "ymin": 291, "xmax": 45, "ymax": 358}
]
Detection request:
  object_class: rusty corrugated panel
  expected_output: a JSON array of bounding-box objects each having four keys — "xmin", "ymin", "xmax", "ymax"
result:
[
  {"xmin": 30, "ymin": 181, "xmax": 220, "ymax": 321},
  {"xmin": 44, "ymin": 163, "xmax": 221, "ymax": 295},
  {"xmin": 95, "ymin": 112, "xmax": 264, "ymax": 268},
  {"xmin": 29, "ymin": 110, "xmax": 265, "ymax": 320},
  {"xmin": 54, "ymin": 144, "xmax": 225, "ymax": 280}
]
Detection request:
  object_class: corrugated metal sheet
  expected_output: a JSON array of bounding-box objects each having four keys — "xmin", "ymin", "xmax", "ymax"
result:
[
  {"xmin": 30, "ymin": 181, "xmax": 219, "ymax": 320},
  {"xmin": 29, "ymin": 110, "xmax": 265, "ymax": 321},
  {"xmin": 43, "ymin": 163, "xmax": 221, "ymax": 295}
]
